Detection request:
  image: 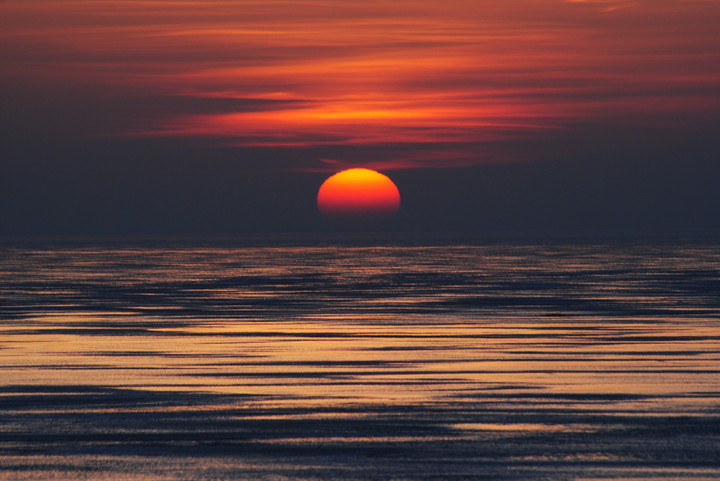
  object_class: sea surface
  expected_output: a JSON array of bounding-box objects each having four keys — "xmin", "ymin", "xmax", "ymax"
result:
[{"xmin": 1, "ymin": 236, "xmax": 719, "ymax": 480}]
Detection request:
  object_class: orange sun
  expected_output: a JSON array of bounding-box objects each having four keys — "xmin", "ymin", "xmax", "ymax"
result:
[{"xmin": 317, "ymin": 168, "xmax": 401, "ymax": 224}]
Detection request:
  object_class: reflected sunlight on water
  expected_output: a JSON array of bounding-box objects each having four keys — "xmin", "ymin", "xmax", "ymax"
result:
[{"xmin": 1, "ymin": 241, "xmax": 719, "ymax": 480}]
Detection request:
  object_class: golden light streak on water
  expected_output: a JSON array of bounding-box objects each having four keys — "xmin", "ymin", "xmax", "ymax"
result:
[{"xmin": 1, "ymin": 241, "xmax": 719, "ymax": 480}]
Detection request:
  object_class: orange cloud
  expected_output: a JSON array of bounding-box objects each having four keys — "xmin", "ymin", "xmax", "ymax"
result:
[{"xmin": 2, "ymin": 0, "xmax": 718, "ymax": 170}]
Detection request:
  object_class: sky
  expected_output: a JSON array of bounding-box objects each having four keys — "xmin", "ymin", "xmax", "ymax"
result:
[{"xmin": 2, "ymin": 0, "xmax": 719, "ymax": 237}]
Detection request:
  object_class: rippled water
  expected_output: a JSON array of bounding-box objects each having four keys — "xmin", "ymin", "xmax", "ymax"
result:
[{"xmin": 1, "ymin": 239, "xmax": 719, "ymax": 480}]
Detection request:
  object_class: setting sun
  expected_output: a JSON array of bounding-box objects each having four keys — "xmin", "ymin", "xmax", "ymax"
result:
[{"xmin": 317, "ymin": 168, "xmax": 400, "ymax": 224}]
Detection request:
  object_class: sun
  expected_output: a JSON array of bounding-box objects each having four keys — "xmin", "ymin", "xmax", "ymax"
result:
[{"xmin": 317, "ymin": 168, "xmax": 401, "ymax": 224}]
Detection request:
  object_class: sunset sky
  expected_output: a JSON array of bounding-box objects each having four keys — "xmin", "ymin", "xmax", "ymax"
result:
[{"xmin": 2, "ymin": 0, "xmax": 719, "ymax": 236}]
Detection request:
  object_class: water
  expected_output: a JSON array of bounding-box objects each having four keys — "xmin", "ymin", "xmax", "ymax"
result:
[{"xmin": 1, "ymin": 238, "xmax": 719, "ymax": 480}]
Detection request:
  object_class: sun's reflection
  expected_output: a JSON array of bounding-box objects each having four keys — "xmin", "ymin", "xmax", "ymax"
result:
[{"xmin": 1, "ymin": 243, "xmax": 719, "ymax": 479}]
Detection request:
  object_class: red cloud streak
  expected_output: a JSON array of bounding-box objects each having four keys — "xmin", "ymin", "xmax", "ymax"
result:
[{"xmin": 2, "ymin": 0, "xmax": 719, "ymax": 171}]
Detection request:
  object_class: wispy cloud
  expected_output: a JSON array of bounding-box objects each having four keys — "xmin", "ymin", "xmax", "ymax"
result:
[{"xmin": 2, "ymin": 0, "xmax": 718, "ymax": 171}]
